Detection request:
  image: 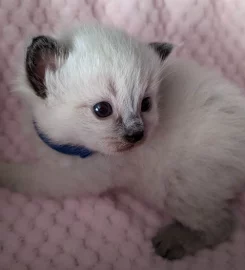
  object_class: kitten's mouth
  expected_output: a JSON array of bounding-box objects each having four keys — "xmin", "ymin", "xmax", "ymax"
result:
[
  {"xmin": 116, "ymin": 139, "xmax": 145, "ymax": 153},
  {"xmin": 117, "ymin": 144, "xmax": 135, "ymax": 152}
]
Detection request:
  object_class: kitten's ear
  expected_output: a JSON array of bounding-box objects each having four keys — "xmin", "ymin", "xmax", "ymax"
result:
[
  {"xmin": 25, "ymin": 35, "xmax": 69, "ymax": 99},
  {"xmin": 149, "ymin": 42, "xmax": 173, "ymax": 61}
]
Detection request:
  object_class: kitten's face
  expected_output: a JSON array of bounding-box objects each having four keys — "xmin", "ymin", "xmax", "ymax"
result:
[{"xmin": 23, "ymin": 26, "xmax": 172, "ymax": 155}]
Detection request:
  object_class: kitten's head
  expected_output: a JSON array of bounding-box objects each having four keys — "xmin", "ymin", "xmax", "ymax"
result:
[{"xmin": 20, "ymin": 25, "xmax": 173, "ymax": 155}]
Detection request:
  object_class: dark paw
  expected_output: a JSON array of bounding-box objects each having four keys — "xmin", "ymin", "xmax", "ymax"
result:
[
  {"xmin": 152, "ymin": 222, "xmax": 203, "ymax": 260},
  {"xmin": 153, "ymin": 239, "xmax": 185, "ymax": 260}
]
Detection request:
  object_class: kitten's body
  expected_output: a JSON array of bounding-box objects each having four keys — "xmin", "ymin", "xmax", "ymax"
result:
[{"xmin": 1, "ymin": 25, "xmax": 245, "ymax": 260}]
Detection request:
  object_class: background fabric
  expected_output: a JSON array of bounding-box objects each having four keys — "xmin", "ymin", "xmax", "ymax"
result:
[{"xmin": 1, "ymin": 0, "xmax": 245, "ymax": 269}]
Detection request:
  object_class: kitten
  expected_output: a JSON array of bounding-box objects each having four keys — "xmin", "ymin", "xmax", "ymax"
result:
[{"xmin": 1, "ymin": 24, "xmax": 245, "ymax": 260}]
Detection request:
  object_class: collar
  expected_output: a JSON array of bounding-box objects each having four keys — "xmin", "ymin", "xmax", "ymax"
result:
[{"xmin": 33, "ymin": 122, "xmax": 94, "ymax": 158}]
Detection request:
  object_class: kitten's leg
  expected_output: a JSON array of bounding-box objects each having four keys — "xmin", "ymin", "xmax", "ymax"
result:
[{"xmin": 152, "ymin": 203, "xmax": 235, "ymax": 260}]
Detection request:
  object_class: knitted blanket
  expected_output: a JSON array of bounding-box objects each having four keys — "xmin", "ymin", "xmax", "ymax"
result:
[{"xmin": 1, "ymin": 0, "xmax": 245, "ymax": 269}]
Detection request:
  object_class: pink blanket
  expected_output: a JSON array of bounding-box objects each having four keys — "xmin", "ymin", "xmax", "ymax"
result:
[{"xmin": 1, "ymin": 0, "xmax": 245, "ymax": 269}]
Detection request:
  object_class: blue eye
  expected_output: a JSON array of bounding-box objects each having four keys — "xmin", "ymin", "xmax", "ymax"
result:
[
  {"xmin": 141, "ymin": 97, "xmax": 151, "ymax": 112},
  {"xmin": 93, "ymin": 102, "xmax": 113, "ymax": 118}
]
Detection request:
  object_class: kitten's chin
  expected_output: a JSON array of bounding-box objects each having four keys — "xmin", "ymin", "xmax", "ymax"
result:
[
  {"xmin": 98, "ymin": 143, "xmax": 135, "ymax": 156},
  {"xmin": 108, "ymin": 140, "xmax": 146, "ymax": 155},
  {"xmin": 116, "ymin": 144, "xmax": 135, "ymax": 153}
]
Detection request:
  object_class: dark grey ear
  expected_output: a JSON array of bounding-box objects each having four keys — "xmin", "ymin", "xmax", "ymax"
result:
[
  {"xmin": 25, "ymin": 36, "xmax": 68, "ymax": 99},
  {"xmin": 150, "ymin": 42, "xmax": 173, "ymax": 61}
]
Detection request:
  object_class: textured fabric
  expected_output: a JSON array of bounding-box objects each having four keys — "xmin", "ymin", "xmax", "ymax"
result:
[{"xmin": 1, "ymin": 0, "xmax": 245, "ymax": 269}]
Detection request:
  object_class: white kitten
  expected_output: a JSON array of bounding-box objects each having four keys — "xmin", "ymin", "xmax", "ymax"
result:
[{"xmin": 1, "ymin": 24, "xmax": 245, "ymax": 260}]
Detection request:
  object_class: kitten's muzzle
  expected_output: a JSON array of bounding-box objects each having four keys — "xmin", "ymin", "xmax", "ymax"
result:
[
  {"xmin": 122, "ymin": 117, "xmax": 144, "ymax": 144},
  {"xmin": 124, "ymin": 130, "xmax": 144, "ymax": 143}
]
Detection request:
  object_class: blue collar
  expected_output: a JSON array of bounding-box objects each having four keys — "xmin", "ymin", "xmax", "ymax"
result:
[{"xmin": 34, "ymin": 122, "xmax": 94, "ymax": 158}]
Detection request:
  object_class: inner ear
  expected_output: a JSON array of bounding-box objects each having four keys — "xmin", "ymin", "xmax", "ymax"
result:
[
  {"xmin": 149, "ymin": 42, "xmax": 173, "ymax": 61},
  {"xmin": 25, "ymin": 35, "xmax": 69, "ymax": 99}
]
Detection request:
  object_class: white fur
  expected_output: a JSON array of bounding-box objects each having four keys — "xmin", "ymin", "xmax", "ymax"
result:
[{"xmin": 1, "ymin": 25, "xmax": 245, "ymax": 256}]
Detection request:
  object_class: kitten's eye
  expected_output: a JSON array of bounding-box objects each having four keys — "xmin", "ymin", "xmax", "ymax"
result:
[
  {"xmin": 141, "ymin": 97, "xmax": 151, "ymax": 112},
  {"xmin": 93, "ymin": 102, "xmax": 113, "ymax": 118}
]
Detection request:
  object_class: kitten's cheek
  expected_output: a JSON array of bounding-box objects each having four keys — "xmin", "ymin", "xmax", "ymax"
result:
[
  {"xmin": 144, "ymin": 117, "xmax": 158, "ymax": 139},
  {"xmin": 145, "ymin": 113, "xmax": 158, "ymax": 127}
]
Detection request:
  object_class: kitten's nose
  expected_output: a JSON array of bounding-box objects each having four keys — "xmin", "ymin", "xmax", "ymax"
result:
[{"xmin": 124, "ymin": 130, "xmax": 144, "ymax": 143}]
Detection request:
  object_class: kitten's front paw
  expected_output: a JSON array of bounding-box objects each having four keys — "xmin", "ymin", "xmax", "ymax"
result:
[{"xmin": 152, "ymin": 222, "xmax": 204, "ymax": 260}]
